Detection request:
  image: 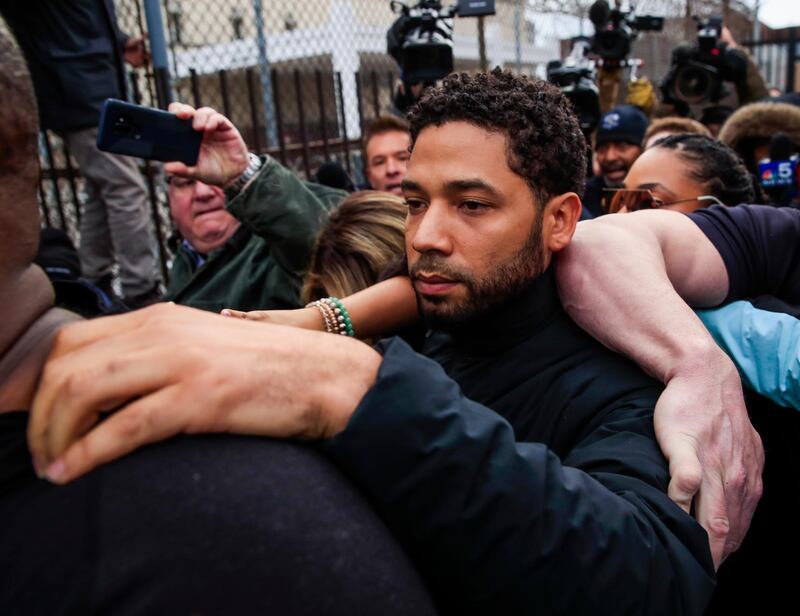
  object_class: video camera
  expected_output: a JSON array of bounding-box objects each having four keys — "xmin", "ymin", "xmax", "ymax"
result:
[
  {"xmin": 588, "ymin": 0, "xmax": 663, "ymax": 65},
  {"xmin": 387, "ymin": 0, "xmax": 495, "ymax": 86},
  {"xmin": 547, "ymin": 38, "xmax": 601, "ymax": 136},
  {"xmin": 661, "ymin": 16, "xmax": 748, "ymax": 106}
]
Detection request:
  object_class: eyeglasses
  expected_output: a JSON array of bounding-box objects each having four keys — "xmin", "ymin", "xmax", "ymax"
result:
[
  {"xmin": 602, "ymin": 188, "xmax": 724, "ymax": 213},
  {"xmin": 166, "ymin": 176, "xmax": 197, "ymax": 191}
]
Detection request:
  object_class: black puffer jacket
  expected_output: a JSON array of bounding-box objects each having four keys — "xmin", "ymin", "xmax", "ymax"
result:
[{"xmin": 326, "ymin": 266, "xmax": 715, "ymax": 615}]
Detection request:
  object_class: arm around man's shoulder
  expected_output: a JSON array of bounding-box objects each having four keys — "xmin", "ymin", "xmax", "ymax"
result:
[{"xmin": 687, "ymin": 204, "xmax": 800, "ymax": 305}]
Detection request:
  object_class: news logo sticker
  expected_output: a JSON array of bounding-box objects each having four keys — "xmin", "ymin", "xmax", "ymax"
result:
[{"xmin": 759, "ymin": 160, "xmax": 798, "ymax": 188}]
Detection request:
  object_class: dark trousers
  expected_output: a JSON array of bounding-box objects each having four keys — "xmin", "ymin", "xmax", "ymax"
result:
[
  {"xmin": 0, "ymin": 430, "xmax": 436, "ymax": 615},
  {"xmin": 706, "ymin": 395, "xmax": 800, "ymax": 614}
]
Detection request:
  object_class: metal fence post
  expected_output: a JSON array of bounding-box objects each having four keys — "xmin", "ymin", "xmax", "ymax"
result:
[
  {"xmin": 788, "ymin": 27, "xmax": 797, "ymax": 93},
  {"xmin": 252, "ymin": 0, "xmax": 279, "ymax": 148},
  {"xmin": 514, "ymin": 0, "xmax": 522, "ymax": 73},
  {"xmin": 143, "ymin": 0, "xmax": 173, "ymax": 108}
]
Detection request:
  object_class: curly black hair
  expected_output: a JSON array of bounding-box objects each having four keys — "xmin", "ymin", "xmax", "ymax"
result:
[
  {"xmin": 407, "ymin": 68, "xmax": 587, "ymax": 205},
  {"xmin": 651, "ymin": 133, "xmax": 761, "ymax": 205}
]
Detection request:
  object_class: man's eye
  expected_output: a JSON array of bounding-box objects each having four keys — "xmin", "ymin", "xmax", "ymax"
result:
[
  {"xmin": 404, "ymin": 199, "xmax": 426, "ymax": 213},
  {"xmin": 460, "ymin": 200, "xmax": 488, "ymax": 212}
]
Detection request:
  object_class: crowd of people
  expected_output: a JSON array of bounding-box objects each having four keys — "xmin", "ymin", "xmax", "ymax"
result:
[{"xmin": 1, "ymin": 3, "xmax": 800, "ymax": 615}]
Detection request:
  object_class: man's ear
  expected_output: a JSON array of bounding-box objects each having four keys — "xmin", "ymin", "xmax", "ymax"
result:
[{"xmin": 543, "ymin": 192, "xmax": 582, "ymax": 254}]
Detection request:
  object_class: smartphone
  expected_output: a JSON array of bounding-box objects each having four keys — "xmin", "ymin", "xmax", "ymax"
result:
[{"xmin": 96, "ymin": 99, "xmax": 202, "ymax": 165}]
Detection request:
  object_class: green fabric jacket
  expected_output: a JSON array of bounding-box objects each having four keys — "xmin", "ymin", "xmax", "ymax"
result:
[{"xmin": 165, "ymin": 156, "xmax": 344, "ymax": 313}]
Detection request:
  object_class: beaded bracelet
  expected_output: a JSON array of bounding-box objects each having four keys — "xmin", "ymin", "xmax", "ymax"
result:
[{"xmin": 305, "ymin": 296, "xmax": 355, "ymax": 337}]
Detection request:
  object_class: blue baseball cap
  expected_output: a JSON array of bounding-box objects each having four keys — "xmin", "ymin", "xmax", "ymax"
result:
[{"xmin": 596, "ymin": 105, "xmax": 649, "ymax": 147}]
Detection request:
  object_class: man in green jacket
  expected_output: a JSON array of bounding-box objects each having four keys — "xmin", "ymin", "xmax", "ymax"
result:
[{"xmin": 165, "ymin": 150, "xmax": 344, "ymax": 313}]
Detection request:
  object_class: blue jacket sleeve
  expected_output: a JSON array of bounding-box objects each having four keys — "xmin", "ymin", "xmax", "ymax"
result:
[
  {"xmin": 698, "ymin": 301, "xmax": 800, "ymax": 410},
  {"xmin": 323, "ymin": 338, "xmax": 715, "ymax": 615}
]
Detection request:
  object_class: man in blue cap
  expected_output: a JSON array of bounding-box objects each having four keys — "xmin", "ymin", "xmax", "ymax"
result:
[{"xmin": 583, "ymin": 104, "xmax": 649, "ymax": 218}]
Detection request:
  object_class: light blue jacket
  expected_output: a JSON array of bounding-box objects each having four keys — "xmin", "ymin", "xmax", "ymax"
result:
[{"xmin": 697, "ymin": 301, "xmax": 800, "ymax": 410}]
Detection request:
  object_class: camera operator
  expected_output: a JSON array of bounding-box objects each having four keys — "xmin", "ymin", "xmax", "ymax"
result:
[
  {"xmin": 661, "ymin": 21, "xmax": 768, "ymax": 120},
  {"xmin": 586, "ymin": 1, "xmax": 662, "ymax": 114},
  {"xmin": 582, "ymin": 104, "xmax": 649, "ymax": 218},
  {"xmin": 386, "ymin": 0, "xmax": 495, "ymax": 113}
]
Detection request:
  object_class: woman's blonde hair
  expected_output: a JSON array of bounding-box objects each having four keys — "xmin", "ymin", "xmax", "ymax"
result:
[{"xmin": 301, "ymin": 190, "xmax": 407, "ymax": 303}]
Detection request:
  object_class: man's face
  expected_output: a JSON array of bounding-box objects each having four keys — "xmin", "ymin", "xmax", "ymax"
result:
[
  {"xmin": 168, "ymin": 178, "xmax": 240, "ymax": 254},
  {"xmin": 403, "ymin": 121, "xmax": 547, "ymax": 329},
  {"xmin": 366, "ymin": 130, "xmax": 411, "ymax": 195},
  {"xmin": 595, "ymin": 140, "xmax": 642, "ymax": 186}
]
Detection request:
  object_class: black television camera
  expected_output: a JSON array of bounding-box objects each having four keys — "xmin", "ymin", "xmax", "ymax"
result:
[
  {"xmin": 661, "ymin": 16, "xmax": 748, "ymax": 106},
  {"xmin": 387, "ymin": 0, "xmax": 495, "ymax": 86},
  {"xmin": 588, "ymin": 0, "xmax": 663, "ymax": 65},
  {"xmin": 547, "ymin": 38, "xmax": 601, "ymax": 136}
]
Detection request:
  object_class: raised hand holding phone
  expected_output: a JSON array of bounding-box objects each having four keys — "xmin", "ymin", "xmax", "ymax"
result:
[{"xmin": 165, "ymin": 102, "xmax": 250, "ymax": 188}]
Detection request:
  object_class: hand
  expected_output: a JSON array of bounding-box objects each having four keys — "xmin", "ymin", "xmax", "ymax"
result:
[
  {"xmin": 123, "ymin": 36, "xmax": 148, "ymax": 68},
  {"xmin": 720, "ymin": 25, "xmax": 739, "ymax": 49},
  {"xmin": 165, "ymin": 103, "xmax": 250, "ymax": 187},
  {"xmin": 28, "ymin": 304, "xmax": 380, "ymax": 484},
  {"xmin": 654, "ymin": 353, "xmax": 763, "ymax": 570}
]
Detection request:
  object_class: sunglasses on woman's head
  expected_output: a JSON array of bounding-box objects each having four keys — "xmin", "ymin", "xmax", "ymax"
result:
[{"xmin": 602, "ymin": 188, "xmax": 723, "ymax": 213}]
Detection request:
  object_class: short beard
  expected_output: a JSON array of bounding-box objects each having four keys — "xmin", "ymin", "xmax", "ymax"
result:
[
  {"xmin": 600, "ymin": 162, "xmax": 629, "ymax": 187},
  {"xmin": 411, "ymin": 210, "xmax": 546, "ymax": 331}
]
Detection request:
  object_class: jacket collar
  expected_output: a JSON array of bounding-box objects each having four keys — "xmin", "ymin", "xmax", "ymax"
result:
[
  {"xmin": 184, "ymin": 224, "xmax": 253, "ymax": 268},
  {"xmin": 440, "ymin": 262, "xmax": 563, "ymax": 356}
]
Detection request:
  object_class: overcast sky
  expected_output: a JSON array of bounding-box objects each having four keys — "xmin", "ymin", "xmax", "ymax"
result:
[{"xmin": 745, "ymin": 0, "xmax": 799, "ymax": 29}]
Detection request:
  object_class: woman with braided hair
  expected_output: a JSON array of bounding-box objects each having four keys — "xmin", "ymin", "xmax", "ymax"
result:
[{"xmin": 607, "ymin": 132, "xmax": 763, "ymax": 214}]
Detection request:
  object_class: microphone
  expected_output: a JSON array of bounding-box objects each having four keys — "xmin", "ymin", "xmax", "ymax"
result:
[
  {"xmin": 768, "ymin": 133, "xmax": 796, "ymax": 163},
  {"xmin": 758, "ymin": 132, "xmax": 799, "ymax": 201},
  {"xmin": 314, "ymin": 160, "xmax": 355, "ymax": 192}
]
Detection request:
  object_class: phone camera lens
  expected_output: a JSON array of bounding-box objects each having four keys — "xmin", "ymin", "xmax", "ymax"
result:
[{"xmin": 114, "ymin": 115, "xmax": 134, "ymax": 135}]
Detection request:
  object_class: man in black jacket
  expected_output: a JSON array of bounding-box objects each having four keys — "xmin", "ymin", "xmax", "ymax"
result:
[
  {"xmin": 1, "ymin": 0, "xmax": 161, "ymax": 307},
  {"xmin": 582, "ymin": 104, "xmax": 648, "ymax": 218},
  {"xmin": 31, "ymin": 70, "xmax": 718, "ymax": 614}
]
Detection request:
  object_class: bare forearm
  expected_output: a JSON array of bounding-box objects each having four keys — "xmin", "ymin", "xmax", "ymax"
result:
[
  {"xmin": 558, "ymin": 212, "xmax": 762, "ymax": 566},
  {"xmin": 557, "ymin": 215, "xmax": 729, "ymax": 382},
  {"xmin": 340, "ymin": 276, "xmax": 419, "ymax": 339}
]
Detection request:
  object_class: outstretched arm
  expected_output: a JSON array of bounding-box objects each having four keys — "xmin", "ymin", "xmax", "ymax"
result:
[
  {"xmin": 557, "ymin": 210, "xmax": 763, "ymax": 566},
  {"xmin": 223, "ymin": 276, "xmax": 419, "ymax": 340}
]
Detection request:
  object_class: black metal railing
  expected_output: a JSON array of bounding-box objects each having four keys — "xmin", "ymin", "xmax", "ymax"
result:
[{"xmin": 743, "ymin": 28, "xmax": 798, "ymax": 93}]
